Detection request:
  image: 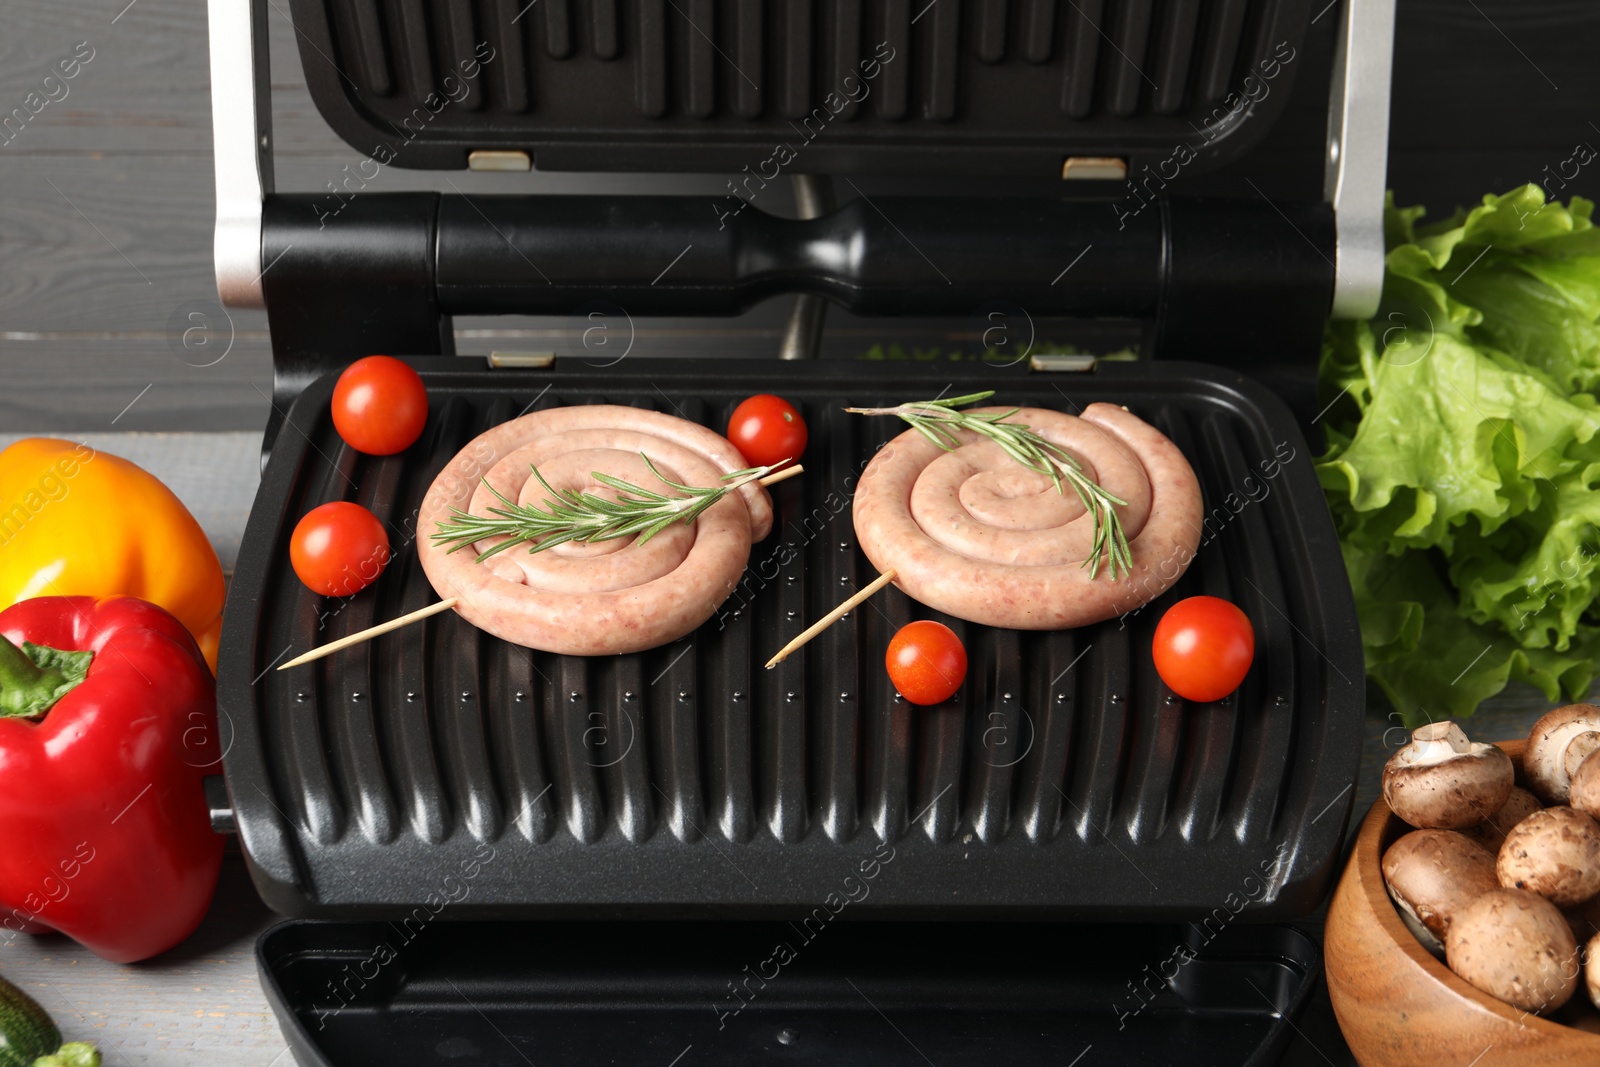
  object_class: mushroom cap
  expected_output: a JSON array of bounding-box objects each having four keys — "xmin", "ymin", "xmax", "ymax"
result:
[
  {"xmin": 1446, "ymin": 887, "xmax": 1579, "ymax": 1013},
  {"xmin": 1497, "ymin": 806, "xmax": 1600, "ymax": 908},
  {"xmin": 1590, "ymin": 931, "xmax": 1600, "ymax": 1010},
  {"xmin": 1571, "ymin": 749, "xmax": 1600, "ymax": 822},
  {"xmin": 1464, "ymin": 787, "xmax": 1543, "ymax": 853},
  {"xmin": 1526, "ymin": 704, "xmax": 1600, "ymax": 804},
  {"xmin": 1382, "ymin": 830, "xmax": 1501, "ymax": 953},
  {"xmin": 1383, "ymin": 722, "xmax": 1515, "ymax": 830}
]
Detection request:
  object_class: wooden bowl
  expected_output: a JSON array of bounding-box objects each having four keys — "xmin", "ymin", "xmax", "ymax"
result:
[{"xmin": 1326, "ymin": 739, "xmax": 1600, "ymax": 1065}]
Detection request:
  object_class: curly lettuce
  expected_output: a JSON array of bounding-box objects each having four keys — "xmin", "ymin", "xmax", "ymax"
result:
[{"xmin": 1319, "ymin": 186, "xmax": 1600, "ymax": 724}]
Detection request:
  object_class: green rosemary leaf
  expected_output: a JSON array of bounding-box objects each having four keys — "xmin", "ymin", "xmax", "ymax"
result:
[
  {"xmin": 844, "ymin": 392, "xmax": 1133, "ymax": 581},
  {"xmin": 431, "ymin": 453, "xmax": 778, "ymax": 560}
]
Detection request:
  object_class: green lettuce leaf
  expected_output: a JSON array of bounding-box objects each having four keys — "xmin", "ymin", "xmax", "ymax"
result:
[
  {"xmin": 1344, "ymin": 543, "xmax": 1598, "ymax": 727},
  {"xmin": 1317, "ymin": 330, "xmax": 1600, "ymax": 551},
  {"xmin": 1320, "ymin": 184, "xmax": 1600, "ymax": 721},
  {"xmin": 1452, "ymin": 260, "xmax": 1600, "ymax": 393},
  {"xmin": 1449, "ymin": 460, "xmax": 1600, "ymax": 650}
]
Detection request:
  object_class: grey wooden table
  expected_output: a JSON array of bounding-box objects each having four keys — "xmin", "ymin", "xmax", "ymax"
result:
[{"xmin": 0, "ymin": 432, "xmax": 1561, "ymax": 1066}]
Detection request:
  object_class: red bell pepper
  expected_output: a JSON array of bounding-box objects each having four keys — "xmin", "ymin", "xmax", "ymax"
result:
[{"xmin": 0, "ymin": 596, "xmax": 223, "ymax": 962}]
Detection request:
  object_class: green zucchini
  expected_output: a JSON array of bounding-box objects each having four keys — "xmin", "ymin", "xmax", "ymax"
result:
[{"xmin": 0, "ymin": 976, "xmax": 59, "ymax": 1067}]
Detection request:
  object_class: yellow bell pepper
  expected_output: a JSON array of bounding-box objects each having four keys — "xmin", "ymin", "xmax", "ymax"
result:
[{"xmin": 0, "ymin": 438, "xmax": 225, "ymax": 671}]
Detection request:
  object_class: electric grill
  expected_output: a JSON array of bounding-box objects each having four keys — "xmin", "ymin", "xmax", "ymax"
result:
[{"xmin": 206, "ymin": 0, "xmax": 1392, "ymax": 1062}]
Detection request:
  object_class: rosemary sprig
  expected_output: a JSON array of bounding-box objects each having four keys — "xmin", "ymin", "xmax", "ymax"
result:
[
  {"xmin": 431, "ymin": 453, "xmax": 777, "ymax": 562},
  {"xmin": 845, "ymin": 390, "xmax": 1133, "ymax": 580}
]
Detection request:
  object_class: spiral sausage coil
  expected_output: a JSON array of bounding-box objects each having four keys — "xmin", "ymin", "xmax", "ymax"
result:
[
  {"xmin": 852, "ymin": 404, "xmax": 1202, "ymax": 629},
  {"xmin": 418, "ymin": 406, "xmax": 772, "ymax": 655}
]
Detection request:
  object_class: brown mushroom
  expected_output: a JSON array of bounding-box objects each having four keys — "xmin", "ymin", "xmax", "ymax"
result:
[
  {"xmin": 1571, "ymin": 749, "xmax": 1600, "ymax": 822},
  {"xmin": 1382, "ymin": 722, "xmax": 1515, "ymax": 829},
  {"xmin": 1497, "ymin": 806, "xmax": 1600, "ymax": 907},
  {"xmin": 1464, "ymin": 787, "xmax": 1543, "ymax": 852},
  {"xmin": 1526, "ymin": 705, "xmax": 1600, "ymax": 804},
  {"xmin": 1381, "ymin": 830, "xmax": 1501, "ymax": 955},
  {"xmin": 1445, "ymin": 887, "xmax": 1579, "ymax": 1013},
  {"xmin": 1590, "ymin": 931, "xmax": 1600, "ymax": 1010}
]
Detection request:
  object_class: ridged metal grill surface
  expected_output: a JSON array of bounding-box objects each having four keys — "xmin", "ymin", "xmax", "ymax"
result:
[
  {"xmin": 218, "ymin": 359, "xmax": 1361, "ymax": 920},
  {"xmin": 288, "ymin": 0, "xmax": 1311, "ymax": 172}
]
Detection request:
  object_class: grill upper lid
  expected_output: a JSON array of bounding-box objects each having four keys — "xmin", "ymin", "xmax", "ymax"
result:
[{"xmin": 287, "ymin": 0, "xmax": 1315, "ymax": 174}]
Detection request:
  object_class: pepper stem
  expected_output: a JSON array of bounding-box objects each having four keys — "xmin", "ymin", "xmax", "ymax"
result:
[{"xmin": 0, "ymin": 635, "xmax": 93, "ymax": 719}]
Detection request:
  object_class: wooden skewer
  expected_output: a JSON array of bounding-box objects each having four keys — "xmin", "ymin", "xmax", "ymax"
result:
[
  {"xmin": 274, "ymin": 464, "xmax": 805, "ymax": 672},
  {"xmin": 758, "ymin": 464, "xmax": 804, "ymax": 488},
  {"xmin": 277, "ymin": 598, "xmax": 460, "ymax": 670},
  {"xmin": 765, "ymin": 569, "xmax": 897, "ymax": 669}
]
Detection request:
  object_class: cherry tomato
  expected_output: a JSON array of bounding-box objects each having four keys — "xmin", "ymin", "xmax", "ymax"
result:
[
  {"xmin": 886, "ymin": 620, "xmax": 968, "ymax": 706},
  {"xmin": 332, "ymin": 355, "xmax": 429, "ymax": 455},
  {"xmin": 727, "ymin": 394, "xmax": 807, "ymax": 469},
  {"xmin": 1152, "ymin": 596, "xmax": 1255, "ymax": 703},
  {"xmin": 290, "ymin": 502, "xmax": 391, "ymax": 597}
]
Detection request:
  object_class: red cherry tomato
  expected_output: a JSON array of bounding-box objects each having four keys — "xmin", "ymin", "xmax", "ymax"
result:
[
  {"xmin": 290, "ymin": 502, "xmax": 391, "ymax": 597},
  {"xmin": 727, "ymin": 394, "xmax": 807, "ymax": 468},
  {"xmin": 886, "ymin": 620, "xmax": 968, "ymax": 706},
  {"xmin": 332, "ymin": 355, "xmax": 429, "ymax": 455},
  {"xmin": 1152, "ymin": 596, "xmax": 1255, "ymax": 703}
]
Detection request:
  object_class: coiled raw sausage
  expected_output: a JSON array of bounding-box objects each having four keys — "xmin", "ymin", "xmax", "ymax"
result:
[
  {"xmin": 852, "ymin": 404, "xmax": 1202, "ymax": 629},
  {"xmin": 418, "ymin": 406, "xmax": 772, "ymax": 655}
]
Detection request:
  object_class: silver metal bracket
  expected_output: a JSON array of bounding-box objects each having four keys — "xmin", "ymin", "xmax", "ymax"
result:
[
  {"xmin": 778, "ymin": 175, "xmax": 837, "ymax": 360},
  {"xmin": 1324, "ymin": 0, "xmax": 1396, "ymax": 320},
  {"xmin": 209, "ymin": 0, "xmax": 274, "ymax": 309}
]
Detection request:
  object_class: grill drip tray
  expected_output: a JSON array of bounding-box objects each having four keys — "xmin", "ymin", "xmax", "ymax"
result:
[
  {"xmin": 258, "ymin": 918, "xmax": 1322, "ymax": 1067},
  {"xmin": 218, "ymin": 358, "xmax": 1362, "ymax": 921}
]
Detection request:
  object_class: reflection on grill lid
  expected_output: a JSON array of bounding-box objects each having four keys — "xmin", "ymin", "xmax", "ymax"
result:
[{"xmin": 217, "ymin": 358, "xmax": 1362, "ymax": 920}]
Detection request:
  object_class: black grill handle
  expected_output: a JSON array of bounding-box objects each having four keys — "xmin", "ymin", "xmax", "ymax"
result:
[
  {"xmin": 434, "ymin": 194, "xmax": 1166, "ymax": 319},
  {"xmin": 259, "ymin": 192, "xmax": 1333, "ymax": 455}
]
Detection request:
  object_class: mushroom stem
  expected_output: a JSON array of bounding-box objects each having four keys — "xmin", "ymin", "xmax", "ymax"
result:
[
  {"xmin": 1403, "ymin": 721, "xmax": 1474, "ymax": 763},
  {"xmin": 1566, "ymin": 731, "xmax": 1600, "ymax": 780}
]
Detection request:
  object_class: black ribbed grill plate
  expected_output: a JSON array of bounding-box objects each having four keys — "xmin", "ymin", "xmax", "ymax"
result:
[
  {"xmin": 287, "ymin": 0, "xmax": 1311, "ymax": 174},
  {"xmin": 218, "ymin": 358, "xmax": 1361, "ymax": 920}
]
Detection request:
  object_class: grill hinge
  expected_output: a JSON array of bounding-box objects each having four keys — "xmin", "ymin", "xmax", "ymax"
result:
[
  {"xmin": 488, "ymin": 351, "xmax": 557, "ymax": 368},
  {"xmin": 1029, "ymin": 354, "xmax": 1098, "ymax": 372},
  {"xmin": 468, "ymin": 150, "xmax": 532, "ymax": 172},
  {"xmin": 1325, "ymin": 0, "xmax": 1396, "ymax": 319},
  {"xmin": 204, "ymin": 775, "xmax": 236, "ymax": 835}
]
